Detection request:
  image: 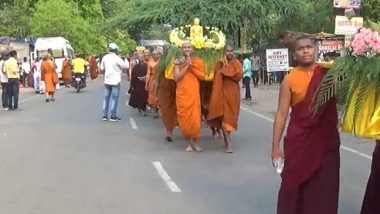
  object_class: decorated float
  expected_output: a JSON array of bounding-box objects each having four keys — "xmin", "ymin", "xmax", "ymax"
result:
[
  {"xmin": 314, "ymin": 22, "xmax": 380, "ymax": 140},
  {"xmin": 158, "ymin": 18, "xmax": 226, "ymax": 81}
]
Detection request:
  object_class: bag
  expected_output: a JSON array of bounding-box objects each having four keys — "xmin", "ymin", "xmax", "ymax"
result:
[{"xmin": 52, "ymin": 72, "xmax": 59, "ymax": 85}]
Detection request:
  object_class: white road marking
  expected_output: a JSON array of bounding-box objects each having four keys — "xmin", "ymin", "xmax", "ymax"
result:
[
  {"xmin": 153, "ymin": 161, "xmax": 181, "ymax": 193},
  {"xmin": 240, "ymin": 105, "xmax": 372, "ymax": 160},
  {"xmin": 341, "ymin": 146, "xmax": 372, "ymax": 160},
  {"xmin": 129, "ymin": 118, "xmax": 138, "ymax": 130}
]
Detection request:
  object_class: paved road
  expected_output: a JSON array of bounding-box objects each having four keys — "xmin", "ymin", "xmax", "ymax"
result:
[{"xmin": 0, "ymin": 78, "xmax": 374, "ymax": 214}]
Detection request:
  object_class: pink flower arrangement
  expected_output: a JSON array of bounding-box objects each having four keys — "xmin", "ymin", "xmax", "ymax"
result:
[{"xmin": 351, "ymin": 28, "xmax": 380, "ymax": 57}]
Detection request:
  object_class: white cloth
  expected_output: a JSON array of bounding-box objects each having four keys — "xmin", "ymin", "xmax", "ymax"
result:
[
  {"xmin": 0, "ymin": 59, "xmax": 7, "ymax": 83},
  {"xmin": 21, "ymin": 62, "xmax": 31, "ymax": 74},
  {"xmin": 101, "ymin": 52, "xmax": 128, "ymax": 85}
]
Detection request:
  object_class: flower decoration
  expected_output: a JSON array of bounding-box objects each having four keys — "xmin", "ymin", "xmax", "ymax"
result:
[
  {"xmin": 350, "ymin": 28, "xmax": 380, "ymax": 58},
  {"xmin": 169, "ymin": 23, "xmax": 226, "ymax": 50},
  {"xmin": 314, "ymin": 26, "xmax": 380, "ymax": 140}
]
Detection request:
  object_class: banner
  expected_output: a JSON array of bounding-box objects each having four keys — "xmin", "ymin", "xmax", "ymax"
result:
[
  {"xmin": 318, "ymin": 40, "xmax": 344, "ymax": 53},
  {"xmin": 333, "ymin": 0, "xmax": 361, "ymax": 9},
  {"xmin": 335, "ymin": 16, "xmax": 363, "ymax": 35},
  {"xmin": 139, "ymin": 40, "xmax": 167, "ymax": 46},
  {"xmin": 266, "ymin": 49, "xmax": 289, "ymax": 72}
]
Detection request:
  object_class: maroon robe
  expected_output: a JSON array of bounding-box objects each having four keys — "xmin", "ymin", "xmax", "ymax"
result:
[
  {"xmin": 361, "ymin": 141, "xmax": 380, "ymax": 214},
  {"xmin": 278, "ymin": 65, "xmax": 340, "ymax": 214},
  {"xmin": 128, "ymin": 63, "xmax": 148, "ymax": 110}
]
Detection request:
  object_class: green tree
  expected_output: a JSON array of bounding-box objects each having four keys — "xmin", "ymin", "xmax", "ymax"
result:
[
  {"xmin": 30, "ymin": 0, "xmax": 103, "ymax": 54},
  {"xmin": 109, "ymin": 0, "xmax": 303, "ymax": 50}
]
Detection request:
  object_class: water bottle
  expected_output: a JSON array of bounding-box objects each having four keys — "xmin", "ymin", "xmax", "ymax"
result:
[{"xmin": 273, "ymin": 157, "xmax": 284, "ymax": 174}]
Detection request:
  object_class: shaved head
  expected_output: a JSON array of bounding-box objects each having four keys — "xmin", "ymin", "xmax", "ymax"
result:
[{"xmin": 181, "ymin": 41, "xmax": 194, "ymax": 56}]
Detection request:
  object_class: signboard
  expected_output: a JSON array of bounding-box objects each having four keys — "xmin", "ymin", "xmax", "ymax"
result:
[
  {"xmin": 318, "ymin": 40, "xmax": 344, "ymax": 53},
  {"xmin": 333, "ymin": 0, "xmax": 361, "ymax": 9},
  {"xmin": 335, "ymin": 16, "xmax": 363, "ymax": 35},
  {"xmin": 266, "ymin": 49, "xmax": 289, "ymax": 72},
  {"xmin": 139, "ymin": 40, "xmax": 167, "ymax": 46},
  {"xmin": 344, "ymin": 35, "xmax": 354, "ymax": 47}
]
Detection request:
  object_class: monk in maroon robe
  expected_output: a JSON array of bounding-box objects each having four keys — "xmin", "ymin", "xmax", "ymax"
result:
[
  {"xmin": 361, "ymin": 140, "xmax": 380, "ymax": 214},
  {"xmin": 272, "ymin": 36, "xmax": 340, "ymax": 214}
]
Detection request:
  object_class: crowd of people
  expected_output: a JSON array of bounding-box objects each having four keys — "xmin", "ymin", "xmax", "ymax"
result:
[
  {"xmin": 0, "ymin": 49, "xmax": 101, "ymax": 108},
  {"xmin": 96, "ymin": 39, "xmax": 380, "ymax": 213},
  {"xmin": 1, "ymin": 36, "xmax": 379, "ymax": 214}
]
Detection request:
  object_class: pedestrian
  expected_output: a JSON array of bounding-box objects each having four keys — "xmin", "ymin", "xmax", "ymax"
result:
[
  {"xmin": 250, "ymin": 53, "xmax": 260, "ymax": 87},
  {"xmin": 208, "ymin": 45, "xmax": 243, "ymax": 153},
  {"xmin": 21, "ymin": 57, "xmax": 31, "ymax": 87},
  {"xmin": 100, "ymin": 43, "xmax": 128, "ymax": 122},
  {"xmin": 33, "ymin": 57, "xmax": 42, "ymax": 94},
  {"xmin": 4, "ymin": 50, "xmax": 20, "ymax": 110},
  {"xmin": 128, "ymin": 53, "xmax": 148, "ymax": 115},
  {"xmin": 143, "ymin": 50, "xmax": 151, "ymax": 65},
  {"xmin": 145, "ymin": 50, "xmax": 160, "ymax": 118},
  {"xmin": 61, "ymin": 57, "xmax": 72, "ymax": 87},
  {"xmin": 0, "ymin": 52, "xmax": 9, "ymax": 110},
  {"xmin": 174, "ymin": 42, "xmax": 205, "ymax": 152},
  {"xmin": 89, "ymin": 55, "xmax": 99, "ymax": 80},
  {"xmin": 128, "ymin": 51, "xmax": 138, "ymax": 81},
  {"xmin": 242, "ymin": 55, "xmax": 252, "ymax": 101},
  {"xmin": 41, "ymin": 54, "xmax": 58, "ymax": 102},
  {"xmin": 272, "ymin": 36, "xmax": 340, "ymax": 214},
  {"xmin": 361, "ymin": 141, "xmax": 380, "ymax": 213},
  {"xmin": 157, "ymin": 56, "xmax": 177, "ymax": 142}
]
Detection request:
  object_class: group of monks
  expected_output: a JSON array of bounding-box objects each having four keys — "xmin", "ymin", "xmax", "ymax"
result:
[
  {"xmin": 128, "ymin": 42, "xmax": 243, "ymax": 153},
  {"xmin": 61, "ymin": 55, "xmax": 99, "ymax": 87}
]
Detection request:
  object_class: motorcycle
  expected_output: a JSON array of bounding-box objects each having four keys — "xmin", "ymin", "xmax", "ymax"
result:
[{"xmin": 71, "ymin": 73, "xmax": 86, "ymax": 93}]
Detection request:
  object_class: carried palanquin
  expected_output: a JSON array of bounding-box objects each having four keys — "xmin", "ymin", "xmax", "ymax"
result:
[
  {"xmin": 158, "ymin": 18, "xmax": 226, "ymax": 81},
  {"xmin": 314, "ymin": 21, "xmax": 380, "ymax": 140}
]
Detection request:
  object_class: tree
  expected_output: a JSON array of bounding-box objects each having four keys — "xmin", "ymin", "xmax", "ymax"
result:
[
  {"xmin": 109, "ymin": 0, "xmax": 304, "ymax": 50},
  {"xmin": 30, "ymin": 0, "xmax": 104, "ymax": 54}
]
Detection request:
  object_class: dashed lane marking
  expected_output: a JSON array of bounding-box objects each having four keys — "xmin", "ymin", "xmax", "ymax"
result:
[
  {"xmin": 153, "ymin": 162, "xmax": 182, "ymax": 193},
  {"xmin": 129, "ymin": 118, "xmax": 138, "ymax": 130}
]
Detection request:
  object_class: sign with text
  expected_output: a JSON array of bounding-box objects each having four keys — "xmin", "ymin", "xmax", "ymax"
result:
[
  {"xmin": 266, "ymin": 49, "xmax": 289, "ymax": 72},
  {"xmin": 333, "ymin": 0, "xmax": 361, "ymax": 9},
  {"xmin": 139, "ymin": 40, "xmax": 167, "ymax": 46},
  {"xmin": 318, "ymin": 40, "xmax": 344, "ymax": 53},
  {"xmin": 335, "ymin": 16, "xmax": 363, "ymax": 35}
]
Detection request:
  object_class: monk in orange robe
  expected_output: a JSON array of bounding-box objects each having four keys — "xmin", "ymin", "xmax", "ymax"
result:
[
  {"xmin": 174, "ymin": 42, "xmax": 205, "ymax": 152},
  {"xmin": 61, "ymin": 57, "xmax": 72, "ymax": 87},
  {"xmin": 89, "ymin": 55, "xmax": 98, "ymax": 80},
  {"xmin": 41, "ymin": 54, "xmax": 57, "ymax": 102},
  {"xmin": 208, "ymin": 45, "xmax": 243, "ymax": 153},
  {"xmin": 146, "ymin": 50, "xmax": 160, "ymax": 118},
  {"xmin": 157, "ymin": 63, "xmax": 177, "ymax": 142},
  {"xmin": 143, "ymin": 50, "xmax": 150, "ymax": 65},
  {"xmin": 272, "ymin": 36, "xmax": 340, "ymax": 214}
]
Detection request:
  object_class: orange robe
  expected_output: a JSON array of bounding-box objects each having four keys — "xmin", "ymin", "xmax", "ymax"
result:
[
  {"xmin": 158, "ymin": 75, "xmax": 177, "ymax": 131},
  {"xmin": 61, "ymin": 59, "xmax": 72, "ymax": 85},
  {"xmin": 147, "ymin": 61, "xmax": 158, "ymax": 107},
  {"xmin": 89, "ymin": 56, "xmax": 98, "ymax": 80},
  {"xmin": 176, "ymin": 57, "xmax": 205, "ymax": 139},
  {"xmin": 208, "ymin": 59, "xmax": 243, "ymax": 131},
  {"xmin": 41, "ymin": 60, "xmax": 56, "ymax": 93}
]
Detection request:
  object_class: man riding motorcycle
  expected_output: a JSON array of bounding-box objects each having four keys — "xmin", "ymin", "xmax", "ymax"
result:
[{"xmin": 71, "ymin": 55, "xmax": 88, "ymax": 90}]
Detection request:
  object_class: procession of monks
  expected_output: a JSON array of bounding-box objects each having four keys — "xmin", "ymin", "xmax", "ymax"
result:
[
  {"xmin": 129, "ymin": 38, "xmax": 380, "ymax": 214},
  {"xmin": 128, "ymin": 42, "xmax": 243, "ymax": 153}
]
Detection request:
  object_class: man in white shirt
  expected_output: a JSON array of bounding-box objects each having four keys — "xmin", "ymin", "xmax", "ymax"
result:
[
  {"xmin": 0, "ymin": 52, "xmax": 9, "ymax": 110},
  {"xmin": 33, "ymin": 57, "xmax": 43, "ymax": 94},
  {"xmin": 100, "ymin": 43, "xmax": 128, "ymax": 121},
  {"xmin": 21, "ymin": 57, "xmax": 31, "ymax": 87}
]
